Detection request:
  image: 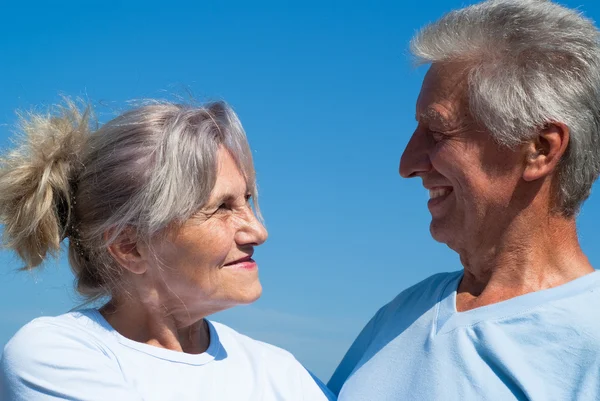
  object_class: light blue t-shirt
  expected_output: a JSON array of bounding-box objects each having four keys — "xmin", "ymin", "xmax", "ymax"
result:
[
  {"xmin": 329, "ymin": 270, "xmax": 600, "ymax": 400},
  {"xmin": 0, "ymin": 309, "xmax": 335, "ymax": 401}
]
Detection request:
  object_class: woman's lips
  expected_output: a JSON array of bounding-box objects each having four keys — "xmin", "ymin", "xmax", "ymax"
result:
[{"xmin": 223, "ymin": 257, "xmax": 257, "ymax": 270}]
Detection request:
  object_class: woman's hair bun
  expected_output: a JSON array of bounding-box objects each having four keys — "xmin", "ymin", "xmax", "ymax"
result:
[{"xmin": 0, "ymin": 100, "xmax": 90, "ymax": 269}]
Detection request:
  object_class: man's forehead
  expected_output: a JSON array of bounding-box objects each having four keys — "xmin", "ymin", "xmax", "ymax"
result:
[
  {"xmin": 416, "ymin": 65, "xmax": 470, "ymax": 124},
  {"xmin": 421, "ymin": 64, "xmax": 469, "ymax": 99}
]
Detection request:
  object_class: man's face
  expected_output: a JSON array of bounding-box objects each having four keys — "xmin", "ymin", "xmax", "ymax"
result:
[{"xmin": 399, "ymin": 64, "xmax": 526, "ymax": 254}]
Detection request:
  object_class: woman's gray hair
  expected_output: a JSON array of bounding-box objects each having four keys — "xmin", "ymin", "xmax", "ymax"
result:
[
  {"xmin": 0, "ymin": 99, "xmax": 259, "ymax": 299},
  {"xmin": 411, "ymin": 0, "xmax": 600, "ymax": 216}
]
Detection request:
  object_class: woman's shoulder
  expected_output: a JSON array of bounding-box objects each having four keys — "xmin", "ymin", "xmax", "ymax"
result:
[
  {"xmin": 208, "ymin": 321, "xmax": 335, "ymax": 400},
  {"xmin": 1, "ymin": 311, "xmax": 142, "ymax": 400},
  {"xmin": 208, "ymin": 320, "xmax": 296, "ymax": 361},
  {"xmin": 2, "ymin": 310, "xmax": 116, "ymax": 367}
]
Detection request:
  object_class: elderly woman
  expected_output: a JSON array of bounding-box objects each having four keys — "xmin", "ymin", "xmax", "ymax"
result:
[
  {"xmin": 330, "ymin": 0, "xmax": 600, "ymax": 400},
  {"xmin": 0, "ymin": 100, "xmax": 334, "ymax": 400}
]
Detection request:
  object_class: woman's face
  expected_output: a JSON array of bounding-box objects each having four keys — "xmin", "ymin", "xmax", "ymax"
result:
[{"xmin": 146, "ymin": 146, "xmax": 268, "ymax": 319}]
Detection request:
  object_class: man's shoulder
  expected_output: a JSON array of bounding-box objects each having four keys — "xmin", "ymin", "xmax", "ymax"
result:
[
  {"xmin": 383, "ymin": 271, "xmax": 461, "ymax": 315},
  {"xmin": 542, "ymin": 271, "xmax": 600, "ymax": 335},
  {"xmin": 327, "ymin": 271, "xmax": 461, "ymax": 395},
  {"xmin": 356, "ymin": 271, "xmax": 461, "ymax": 339},
  {"xmin": 396, "ymin": 270, "xmax": 460, "ymax": 296}
]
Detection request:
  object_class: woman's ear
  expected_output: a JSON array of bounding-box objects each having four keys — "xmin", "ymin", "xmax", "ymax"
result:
[
  {"xmin": 106, "ymin": 227, "xmax": 147, "ymax": 275},
  {"xmin": 523, "ymin": 122, "xmax": 569, "ymax": 182}
]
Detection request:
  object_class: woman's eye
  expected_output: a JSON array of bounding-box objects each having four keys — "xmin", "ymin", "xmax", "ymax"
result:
[
  {"xmin": 217, "ymin": 203, "xmax": 230, "ymax": 212},
  {"xmin": 245, "ymin": 194, "xmax": 252, "ymax": 203}
]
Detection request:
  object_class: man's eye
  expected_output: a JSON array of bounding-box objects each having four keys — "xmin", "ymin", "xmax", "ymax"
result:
[{"xmin": 430, "ymin": 130, "xmax": 445, "ymax": 142}]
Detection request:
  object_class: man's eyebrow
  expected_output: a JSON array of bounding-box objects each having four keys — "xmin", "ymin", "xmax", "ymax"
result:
[{"xmin": 417, "ymin": 108, "xmax": 450, "ymax": 127}]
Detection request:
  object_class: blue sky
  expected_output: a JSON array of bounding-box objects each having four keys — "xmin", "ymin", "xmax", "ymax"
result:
[{"xmin": 1, "ymin": 0, "xmax": 600, "ymax": 381}]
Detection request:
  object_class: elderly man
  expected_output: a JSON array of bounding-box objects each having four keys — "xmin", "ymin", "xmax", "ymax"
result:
[{"xmin": 328, "ymin": 0, "xmax": 600, "ymax": 399}]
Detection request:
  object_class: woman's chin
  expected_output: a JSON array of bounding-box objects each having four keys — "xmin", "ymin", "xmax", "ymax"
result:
[
  {"xmin": 238, "ymin": 282, "xmax": 263, "ymax": 304},
  {"xmin": 224, "ymin": 281, "xmax": 263, "ymax": 307}
]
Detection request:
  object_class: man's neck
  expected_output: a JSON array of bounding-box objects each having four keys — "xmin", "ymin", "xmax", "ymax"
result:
[{"xmin": 455, "ymin": 214, "xmax": 594, "ymax": 312}]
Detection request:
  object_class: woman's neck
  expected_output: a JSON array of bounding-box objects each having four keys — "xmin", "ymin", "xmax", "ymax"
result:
[{"xmin": 100, "ymin": 299, "xmax": 210, "ymax": 354}]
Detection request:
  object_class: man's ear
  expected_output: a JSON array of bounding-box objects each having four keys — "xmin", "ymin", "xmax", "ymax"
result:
[
  {"xmin": 106, "ymin": 227, "xmax": 147, "ymax": 275},
  {"xmin": 523, "ymin": 122, "xmax": 569, "ymax": 182}
]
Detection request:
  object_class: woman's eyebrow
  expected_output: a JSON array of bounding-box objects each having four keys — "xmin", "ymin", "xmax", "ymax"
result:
[{"xmin": 207, "ymin": 190, "xmax": 246, "ymax": 206}]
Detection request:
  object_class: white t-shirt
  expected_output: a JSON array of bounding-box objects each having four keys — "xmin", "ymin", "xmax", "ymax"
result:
[{"xmin": 1, "ymin": 309, "xmax": 335, "ymax": 401}]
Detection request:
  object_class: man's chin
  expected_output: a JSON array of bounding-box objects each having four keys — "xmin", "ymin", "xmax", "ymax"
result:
[{"xmin": 429, "ymin": 219, "xmax": 456, "ymax": 246}]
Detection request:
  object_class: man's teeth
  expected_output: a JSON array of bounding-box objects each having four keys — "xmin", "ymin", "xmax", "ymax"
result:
[{"xmin": 429, "ymin": 188, "xmax": 451, "ymax": 199}]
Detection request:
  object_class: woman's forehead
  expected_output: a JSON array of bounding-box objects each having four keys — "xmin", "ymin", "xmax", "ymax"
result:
[{"xmin": 211, "ymin": 149, "xmax": 249, "ymax": 196}]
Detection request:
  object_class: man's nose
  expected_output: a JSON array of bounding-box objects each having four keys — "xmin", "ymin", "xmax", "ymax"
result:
[{"xmin": 399, "ymin": 128, "xmax": 432, "ymax": 178}]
